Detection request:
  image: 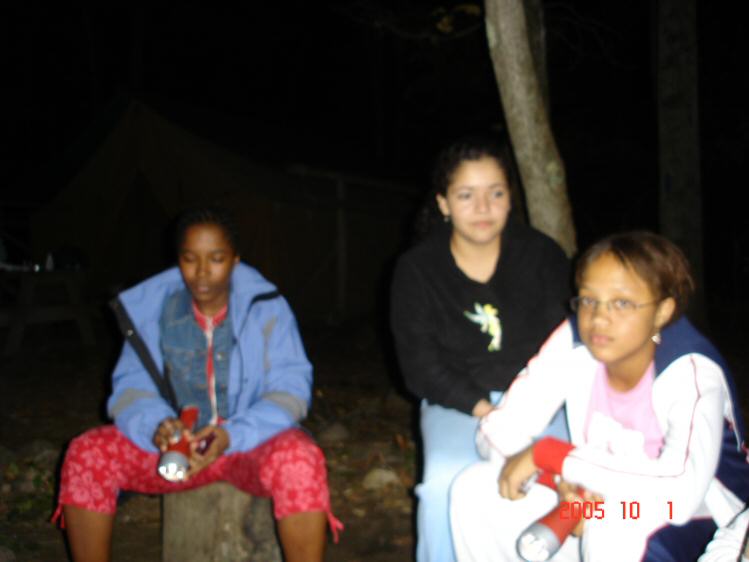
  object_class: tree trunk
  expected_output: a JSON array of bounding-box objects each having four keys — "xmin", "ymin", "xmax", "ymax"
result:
[
  {"xmin": 656, "ymin": 0, "xmax": 703, "ymax": 316},
  {"xmin": 162, "ymin": 482, "xmax": 282, "ymax": 562},
  {"xmin": 522, "ymin": 0, "xmax": 549, "ymax": 113},
  {"xmin": 484, "ymin": 0, "xmax": 577, "ymax": 257}
]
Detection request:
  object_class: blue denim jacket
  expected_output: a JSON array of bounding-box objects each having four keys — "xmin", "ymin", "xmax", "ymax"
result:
[
  {"xmin": 159, "ymin": 289, "xmax": 233, "ymax": 430},
  {"xmin": 107, "ymin": 263, "xmax": 312, "ymax": 454}
]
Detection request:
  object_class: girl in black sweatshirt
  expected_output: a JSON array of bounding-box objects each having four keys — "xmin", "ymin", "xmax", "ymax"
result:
[{"xmin": 390, "ymin": 136, "xmax": 570, "ymax": 562}]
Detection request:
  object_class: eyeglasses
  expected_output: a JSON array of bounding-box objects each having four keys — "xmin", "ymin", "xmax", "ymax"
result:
[{"xmin": 569, "ymin": 296, "xmax": 659, "ymax": 315}]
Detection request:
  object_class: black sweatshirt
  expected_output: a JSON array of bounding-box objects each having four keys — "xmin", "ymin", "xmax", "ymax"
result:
[{"xmin": 390, "ymin": 220, "xmax": 570, "ymax": 414}]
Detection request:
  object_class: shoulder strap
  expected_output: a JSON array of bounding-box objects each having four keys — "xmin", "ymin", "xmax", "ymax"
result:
[
  {"xmin": 249, "ymin": 290, "xmax": 280, "ymax": 307},
  {"xmin": 109, "ymin": 297, "xmax": 178, "ymax": 411},
  {"xmin": 108, "ymin": 290, "xmax": 280, "ymax": 411}
]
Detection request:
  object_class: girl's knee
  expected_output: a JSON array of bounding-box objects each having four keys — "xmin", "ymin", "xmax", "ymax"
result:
[
  {"xmin": 258, "ymin": 431, "xmax": 331, "ymax": 519},
  {"xmin": 60, "ymin": 426, "xmax": 127, "ymax": 515},
  {"xmin": 262, "ymin": 430, "xmax": 326, "ymax": 483},
  {"xmin": 278, "ymin": 429, "xmax": 324, "ymax": 460},
  {"xmin": 449, "ymin": 462, "xmax": 510, "ymax": 523},
  {"xmin": 449, "ymin": 465, "xmax": 480, "ymax": 513},
  {"xmin": 422, "ymin": 457, "xmax": 472, "ymax": 490},
  {"xmin": 65, "ymin": 426, "xmax": 120, "ymax": 464}
]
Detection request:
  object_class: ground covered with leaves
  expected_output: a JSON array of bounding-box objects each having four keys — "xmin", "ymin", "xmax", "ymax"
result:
[{"xmin": 1, "ymin": 312, "xmax": 747, "ymax": 562}]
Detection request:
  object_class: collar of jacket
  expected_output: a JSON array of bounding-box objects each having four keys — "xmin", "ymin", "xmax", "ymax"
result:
[{"xmin": 117, "ymin": 262, "xmax": 278, "ymax": 338}]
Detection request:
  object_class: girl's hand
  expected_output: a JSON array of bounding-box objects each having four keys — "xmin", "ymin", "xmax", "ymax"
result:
[
  {"xmin": 557, "ymin": 480, "xmax": 604, "ymax": 538},
  {"xmin": 472, "ymin": 398, "xmax": 494, "ymax": 418},
  {"xmin": 185, "ymin": 425, "xmax": 230, "ymax": 479},
  {"xmin": 153, "ymin": 417, "xmax": 188, "ymax": 452},
  {"xmin": 499, "ymin": 445, "xmax": 538, "ymax": 500}
]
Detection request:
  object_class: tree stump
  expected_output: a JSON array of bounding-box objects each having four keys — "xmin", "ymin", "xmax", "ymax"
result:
[{"xmin": 162, "ymin": 482, "xmax": 282, "ymax": 562}]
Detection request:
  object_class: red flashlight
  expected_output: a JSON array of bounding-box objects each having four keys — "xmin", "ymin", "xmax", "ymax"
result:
[
  {"xmin": 516, "ymin": 501, "xmax": 581, "ymax": 561},
  {"xmin": 157, "ymin": 405, "xmax": 199, "ymax": 482}
]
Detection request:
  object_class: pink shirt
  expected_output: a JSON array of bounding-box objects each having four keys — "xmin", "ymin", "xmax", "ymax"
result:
[{"xmin": 583, "ymin": 362, "xmax": 664, "ymax": 459}]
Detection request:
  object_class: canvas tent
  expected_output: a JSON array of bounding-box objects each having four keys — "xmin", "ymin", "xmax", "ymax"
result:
[{"xmin": 31, "ymin": 101, "xmax": 417, "ymax": 322}]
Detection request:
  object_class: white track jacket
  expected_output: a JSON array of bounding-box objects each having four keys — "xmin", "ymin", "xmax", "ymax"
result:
[{"xmin": 478, "ymin": 316, "xmax": 749, "ymax": 529}]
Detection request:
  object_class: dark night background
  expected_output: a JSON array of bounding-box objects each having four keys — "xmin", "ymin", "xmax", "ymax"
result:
[
  {"xmin": 1, "ymin": 0, "xmax": 748, "ymax": 323},
  {"xmin": 1, "ymin": 2, "xmax": 749, "ymax": 559}
]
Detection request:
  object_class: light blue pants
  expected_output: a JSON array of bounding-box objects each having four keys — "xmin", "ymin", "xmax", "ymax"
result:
[{"xmin": 416, "ymin": 394, "xmax": 569, "ymax": 562}]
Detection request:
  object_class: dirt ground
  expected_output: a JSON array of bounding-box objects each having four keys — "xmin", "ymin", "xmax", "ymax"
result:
[{"xmin": 0, "ymin": 309, "xmax": 748, "ymax": 562}]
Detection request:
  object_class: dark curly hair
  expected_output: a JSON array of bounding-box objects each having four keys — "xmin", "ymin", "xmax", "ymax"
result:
[
  {"xmin": 174, "ymin": 206, "xmax": 240, "ymax": 254},
  {"xmin": 415, "ymin": 135, "xmax": 519, "ymax": 239},
  {"xmin": 575, "ymin": 231, "xmax": 695, "ymax": 323}
]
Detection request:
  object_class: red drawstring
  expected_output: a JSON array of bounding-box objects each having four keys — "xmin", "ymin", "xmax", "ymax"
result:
[
  {"xmin": 51, "ymin": 504, "xmax": 65, "ymax": 528},
  {"xmin": 192, "ymin": 302, "xmax": 228, "ymax": 426},
  {"xmin": 327, "ymin": 511, "xmax": 345, "ymax": 543}
]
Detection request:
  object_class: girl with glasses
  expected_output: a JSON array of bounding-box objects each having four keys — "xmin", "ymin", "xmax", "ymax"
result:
[{"xmin": 450, "ymin": 231, "xmax": 749, "ymax": 561}]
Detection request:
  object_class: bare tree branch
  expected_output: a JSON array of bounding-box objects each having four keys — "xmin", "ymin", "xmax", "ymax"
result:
[{"xmin": 330, "ymin": 1, "xmax": 483, "ymax": 43}]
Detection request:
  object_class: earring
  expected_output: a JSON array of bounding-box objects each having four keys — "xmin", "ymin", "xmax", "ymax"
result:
[
  {"xmin": 443, "ymin": 215, "xmax": 450, "ymax": 223},
  {"xmin": 651, "ymin": 333, "xmax": 661, "ymax": 345}
]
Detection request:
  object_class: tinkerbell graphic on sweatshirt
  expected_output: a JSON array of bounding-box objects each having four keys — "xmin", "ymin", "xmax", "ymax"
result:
[{"xmin": 464, "ymin": 303, "xmax": 502, "ymax": 351}]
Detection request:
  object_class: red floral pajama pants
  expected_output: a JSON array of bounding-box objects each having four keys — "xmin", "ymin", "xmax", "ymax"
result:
[{"xmin": 55, "ymin": 425, "xmax": 341, "ymax": 538}]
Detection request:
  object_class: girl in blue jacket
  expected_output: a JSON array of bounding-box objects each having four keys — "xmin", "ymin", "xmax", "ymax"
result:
[{"xmin": 55, "ymin": 208, "xmax": 339, "ymax": 562}]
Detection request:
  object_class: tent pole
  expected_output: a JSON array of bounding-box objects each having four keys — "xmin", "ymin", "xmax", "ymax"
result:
[{"xmin": 336, "ymin": 180, "xmax": 346, "ymax": 321}]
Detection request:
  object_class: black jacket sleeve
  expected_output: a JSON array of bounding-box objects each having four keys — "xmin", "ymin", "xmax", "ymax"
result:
[{"xmin": 390, "ymin": 257, "xmax": 487, "ymax": 414}]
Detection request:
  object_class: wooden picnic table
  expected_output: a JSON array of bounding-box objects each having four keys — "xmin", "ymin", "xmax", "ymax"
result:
[{"xmin": 0, "ymin": 270, "xmax": 96, "ymax": 355}]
